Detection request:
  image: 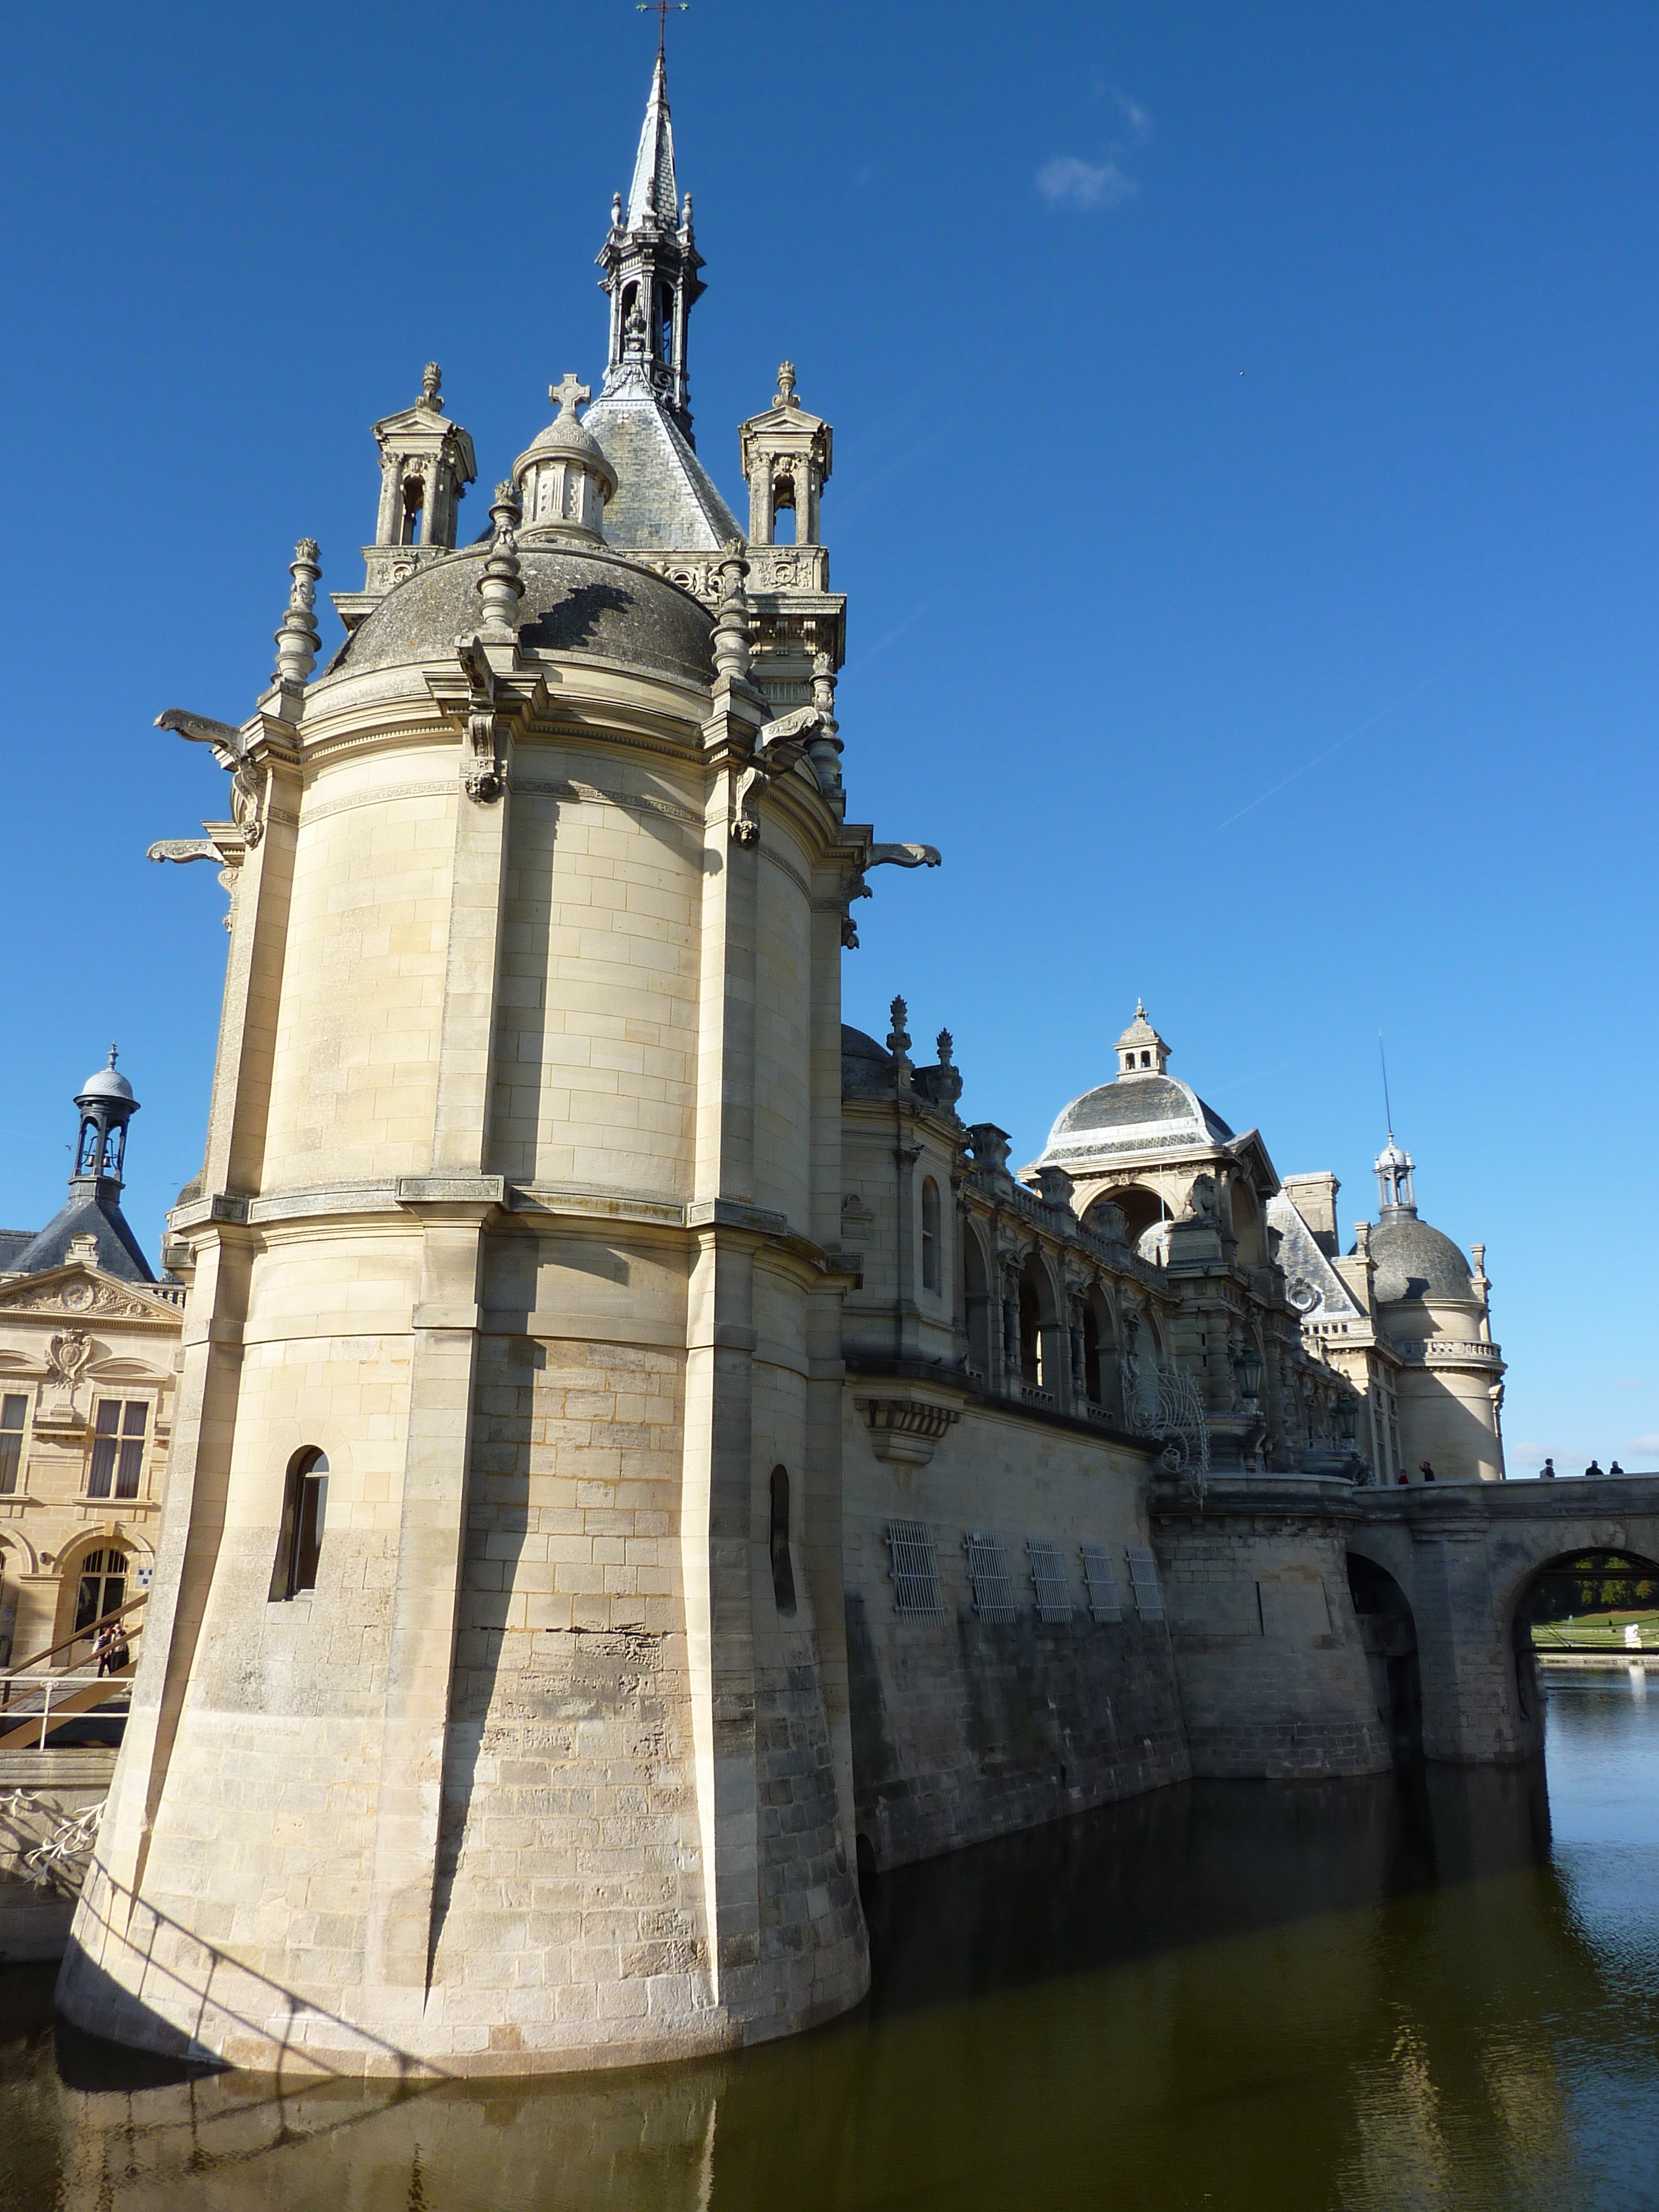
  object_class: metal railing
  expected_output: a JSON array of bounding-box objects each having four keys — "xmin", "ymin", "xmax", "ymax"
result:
[{"xmin": 0, "ymin": 1671, "xmax": 133, "ymax": 1750}]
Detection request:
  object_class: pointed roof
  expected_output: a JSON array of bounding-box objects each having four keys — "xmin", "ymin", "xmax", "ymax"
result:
[
  {"xmin": 626, "ymin": 54, "xmax": 679, "ymax": 229},
  {"xmin": 10, "ymin": 1187, "xmax": 155, "ymax": 1284},
  {"xmin": 584, "ymin": 394, "xmax": 742, "ymax": 551}
]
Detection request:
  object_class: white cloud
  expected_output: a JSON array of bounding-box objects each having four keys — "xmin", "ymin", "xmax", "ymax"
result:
[
  {"xmin": 1114, "ymin": 90, "xmax": 1153, "ymax": 144},
  {"xmin": 1621, "ymin": 1434, "xmax": 1659, "ymax": 1458},
  {"xmin": 1036, "ymin": 155, "xmax": 1136, "ymax": 212}
]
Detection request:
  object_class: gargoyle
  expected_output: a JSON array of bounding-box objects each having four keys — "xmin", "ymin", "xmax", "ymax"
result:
[
  {"xmin": 155, "ymin": 708, "xmax": 266, "ymax": 842},
  {"xmin": 839, "ymin": 841, "xmax": 942, "ymax": 946}
]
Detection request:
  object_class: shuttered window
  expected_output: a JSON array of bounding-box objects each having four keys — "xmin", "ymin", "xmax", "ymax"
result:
[
  {"xmin": 885, "ymin": 1520, "xmax": 943, "ymax": 1615},
  {"xmin": 1126, "ymin": 1543, "xmax": 1165, "ymax": 1621},
  {"xmin": 965, "ymin": 1532, "xmax": 1016, "ymax": 1622},
  {"xmin": 1080, "ymin": 1543, "xmax": 1123, "ymax": 1623},
  {"xmin": 1028, "ymin": 1538, "xmax": 1073, "ymax": 1623}
]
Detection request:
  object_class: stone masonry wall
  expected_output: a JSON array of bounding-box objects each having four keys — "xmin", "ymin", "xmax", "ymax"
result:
[
  {"xmin": 429, "ymin": 1332, "xmax": 712, "ymax": 2054},
  {"xmin": 1154, "ymin": 1507, "xmax": 1390, "ymax": 1779},
  {"xmin": 842, "ymin": 1399, "xmax": 1187, "ymax": 1870}
]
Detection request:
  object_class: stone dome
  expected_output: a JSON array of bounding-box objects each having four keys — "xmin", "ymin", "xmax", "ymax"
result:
[
  {"xmin": 333, "ymin": 545, "xmax": 713, "ymax": 688},
  {"xmin": 1039, "ymin": 1073, "xmax": 1234, "ymax": 1164},
  {"xmin": 841, "ymin": 1024, "xmax": 893, "ymax": 1098},
  {"xmin": 1363, "ymin": 1213, "xmax": 1475, "ymax": 1305}
]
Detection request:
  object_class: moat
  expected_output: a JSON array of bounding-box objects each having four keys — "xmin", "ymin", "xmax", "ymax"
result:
[{"xmin": 3, "ymin": 1669, "xmax": 1657, "ymax": 2211}]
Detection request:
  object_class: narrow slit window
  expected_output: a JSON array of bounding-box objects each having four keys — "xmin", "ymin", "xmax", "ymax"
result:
[
  {"xmin": 1126, "ymin": 1543, "xmax": 1165, "ymax": 1621},
  {"xmin": 272, "ymin": 1449, "xmax": 329, "ymax": 1600},
  {"xmin": 1081, "ymin": 1543, "xmax": 1123, "ymax": 1623},
  {"xmin": 1028, "ymin": 1537, "xmax": 1073, "ymax": 1623},
  {"xmin": 0, "ymin": 1395, "xmax": 25, "ymax": 1496},
  {"xmin": 769, "ymin": 1466, "xmax": 797, "ymax": 1616},
  {"xmin": 965, "ymin": 1531, "xmax": 1016, "ymax": 1622},
  {"xmin": 885, "ymin": 1519, "xmax": 942, "ymax": 1616}
]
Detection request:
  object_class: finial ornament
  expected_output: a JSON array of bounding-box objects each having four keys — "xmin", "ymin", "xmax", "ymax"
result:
[
  {"xmin": 273, "ymin": 538, "xmax": 323, "ymax": 689},
  {"xmin": 421, "ymin": 362, "xmax": 443, "ymax": 409},
  {"xmin": 711, "ymin": 540, "xmax": 752, "ymax": 683},
  {"xmin": 477, "ymin": 483, "xmax": 525, "ymax": 640},
  {"xmin": 936, "ymin": 1029, "xmax": 954, "ymax": 1067},
  {"xmin": 885, "ymin": 996, "xmax": 914, "ymax": 1088},
  {"xmin": 548, "ymin": 372, "xmax": 591, "ymax": 418},
  {"xmin": 776, "ymin": 361, "xmax": 797, "ymax": 407}
]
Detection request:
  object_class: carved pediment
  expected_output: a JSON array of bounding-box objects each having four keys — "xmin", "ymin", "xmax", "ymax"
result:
[{"xmin": 0, "ymin": 1264, "xmax": 178, "ymax": 1324}]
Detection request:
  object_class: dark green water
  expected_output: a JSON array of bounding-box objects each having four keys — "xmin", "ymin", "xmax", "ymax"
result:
[{"xmin": 4, "ymin": 1669, "xmax": 1657, "ymax": 2211}]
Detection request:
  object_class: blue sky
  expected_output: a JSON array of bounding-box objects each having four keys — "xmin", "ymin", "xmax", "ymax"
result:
[{"xmin": 2, "ymin": 1, "xmax": 1655, "ymax": 1475}]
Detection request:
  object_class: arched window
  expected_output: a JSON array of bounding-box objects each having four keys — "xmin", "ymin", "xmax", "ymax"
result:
[
  {"xmin": 1019, "ymin": 1256, "xmax": 1054, "ymax": 1390},
  {"xmin": 964, "ymin": 1227, "xmax": 992, "ymax": 1378},
  {"xmin": 75, "ymin": 1547, "xmax": 127, "ymax": 1635},
  {"xmin": 271, "ymin": 1448, "xmax": 329, "ymax": 1601},
  {"xmin": 769, "ymin": 1466, "xmax": 797, "ymax": 1616},
  {"xmin": 399, "ymin": 474, "xmax": 424, "ymax": 546},
  {"xmin": 920, "ymin": 1177, "xmax": 941, "ymax": 1293}
]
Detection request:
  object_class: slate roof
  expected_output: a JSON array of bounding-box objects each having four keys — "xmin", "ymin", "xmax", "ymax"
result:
[
  {"xmin": 1039, "ymin": 1072, "xmax": 1236, "ymax": 1161},
  {"xmin": 9, "ymin": 1187, "xmax": 155, "ymax": 1284},
  {"xmin": 585, "ymin": 395, "xmax": 743, "ymax": 552},
  {"xmin": 0, "ymin": 1229, "xmax": 33, "ymax": 1271},
  {"xmin": 1363, "ymin": 1213, "xmax": 1475, "ymax": 1306}
]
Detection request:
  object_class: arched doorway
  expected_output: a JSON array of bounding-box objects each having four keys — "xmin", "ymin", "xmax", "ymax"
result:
[
  {"xmin": 73, "ymin": 1545, "xmax": 129, "ymax": 1638},
  {"xmin": 964, "ymin": 1225, "xmax": 993, "ymax": 1381},
  {"xmin": 1348, "ymin": 1552, "xmax": 1421, "ymax": 1763}
]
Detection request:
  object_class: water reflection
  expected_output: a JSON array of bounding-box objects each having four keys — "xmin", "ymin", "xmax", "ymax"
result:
[{"xmin": 2, "ymin": 1672, "xmax": 1657, "ymax": 2211}]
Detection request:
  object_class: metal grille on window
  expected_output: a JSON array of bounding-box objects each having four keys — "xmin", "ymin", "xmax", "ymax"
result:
[
  {"xmin": 885, "ymin": 1519, "xmax": 943, "ymax": 1616},
  {"xmin": 1126, "ymin": 1542, "xmax": 1165, "ymax": 1621},
  {"xmin": 1080, "ymin": 1542, "xmax": 1123, "ymax": 1622},
  {"xmin": 965, "ymin": 1531, "xmax": 1016, "ymax": 1622},
  {"xmin": 0, "ymin": 1395, "xmax": 24, "ymax": 1496},
  {"xmin": 1028, "ymin": 1537, "xmax": 1073, "ymax": 1623}
]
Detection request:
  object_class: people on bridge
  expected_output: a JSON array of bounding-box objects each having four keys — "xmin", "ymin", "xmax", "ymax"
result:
[
  {"xmin": 1419, "ymin": 1460, "xmax": 1437, "ymax": 1483},
  {"xmin": 1586, "ymin": 1458, "xmax": 1604, "ymax": 1480},
  {"xmin": 1609, "ymin": 1460, "xmax": 1625, "ymax": 1478},
  {"xmin": 1540, "ymin": 1457, "xmax": 1557, "ymax": 1478},
  {"xmin": 1396, "ymin": 1466, "xmax": 1409, "ymax": 1486}
]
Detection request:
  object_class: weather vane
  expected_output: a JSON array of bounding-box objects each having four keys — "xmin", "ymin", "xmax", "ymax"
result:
[{"xmin": 638, "ymin": 0, "xmax": 689, "ymax": 56}]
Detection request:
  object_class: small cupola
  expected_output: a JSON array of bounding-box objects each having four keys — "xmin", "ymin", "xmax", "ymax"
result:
[
  {"xmin": 513, "ymin": 375, "xmax": 618, "ymax": 543},
  {"xmin": 1374, "ymin": 1132, "xmax": 1417, "ymax": 1219},
  {"xmin": 739, "ymin": 363, "xmax": 833, "ymax": 548},
  {"xmin": 1114, "ymin": 1001, "xmax": 1170, "ymax": 1078},
  {"xmin": 73, "ymin": 1045, "xmax": 139, "ymax": 1188}
]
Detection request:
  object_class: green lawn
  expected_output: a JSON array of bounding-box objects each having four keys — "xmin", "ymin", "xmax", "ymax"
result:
[{"xmin": 1532, "ymin": 1607, "xmax": 1659, "ymax": 1649}]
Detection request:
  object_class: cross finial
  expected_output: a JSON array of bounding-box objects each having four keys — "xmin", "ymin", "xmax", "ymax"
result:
[
  {"xmin": 548, "ymin": 372, "xmax": 591, "ymax": 418},
  {"xmin": 637, "ymin": 0, "xmax": 689, "ymax": 57}
]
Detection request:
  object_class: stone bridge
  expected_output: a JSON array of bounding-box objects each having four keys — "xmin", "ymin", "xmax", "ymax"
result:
[
  {"xmin": 1347, "ymin": 1472, "xmax": 1659, "ymax": 1762},
  {"xmin": 1153, "ymin": 1471, "xmax": 1659, "ymax": 1778}
]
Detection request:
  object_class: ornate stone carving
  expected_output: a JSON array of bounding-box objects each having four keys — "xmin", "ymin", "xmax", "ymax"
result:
[{"xmin": 856, "ymin": 1395, "xmax": 961, "ymax": 1468}]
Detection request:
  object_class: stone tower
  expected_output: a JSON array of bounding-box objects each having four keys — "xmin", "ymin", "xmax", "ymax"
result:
[{"xmin": 59, "ymin": 56, "xmax": 874, "ymax": 2075}]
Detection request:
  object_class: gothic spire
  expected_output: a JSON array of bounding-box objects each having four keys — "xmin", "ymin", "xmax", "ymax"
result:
[
  {"xmin": 596, "ymin": 56, "xmax": 705, "ymax": 438},
  {"xmin": 626, "ymin": 53, "xmax": 679, "ymax": 230}
]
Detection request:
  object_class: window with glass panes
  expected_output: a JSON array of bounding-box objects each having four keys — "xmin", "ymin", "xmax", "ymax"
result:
[
  {"xmin": 0, "ymin": 1395, "xmax": 25, "ymax": 1495},
  {"xmin": 89, "ymin": 1401, "xmax": 148, "ymax": 1500}
]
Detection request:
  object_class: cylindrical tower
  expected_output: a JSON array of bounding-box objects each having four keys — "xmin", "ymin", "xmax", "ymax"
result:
[{"xmin": 58, "ymin": 463, "xmax": 866, "ymax": 2073}]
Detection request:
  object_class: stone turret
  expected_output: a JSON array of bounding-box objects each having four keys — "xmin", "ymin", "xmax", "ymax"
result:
[
  {"xmin": 740, "ymin": 363, "xmax": 833, "ymax": 548},
  {"xmin": 333, "ymin": 364, "xmax": 478, "ymax": 631}
]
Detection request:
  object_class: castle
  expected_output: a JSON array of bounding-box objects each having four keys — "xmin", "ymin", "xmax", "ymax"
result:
[{"xmin": 51, "ymin": 56, "xmax": 1511, "ymax": 2075}]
